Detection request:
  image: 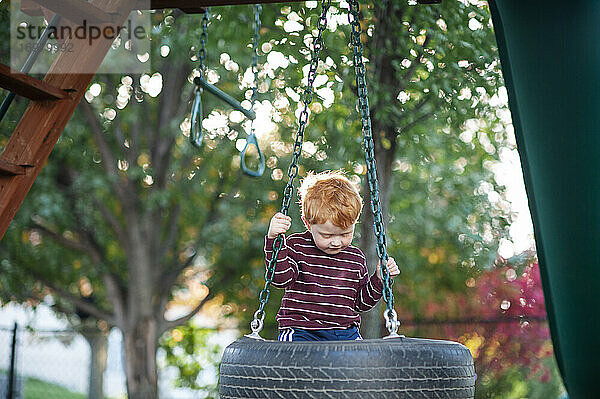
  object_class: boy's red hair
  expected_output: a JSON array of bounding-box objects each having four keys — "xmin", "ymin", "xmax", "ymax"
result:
[{"xmin": 299, "ymin": 171, "xmax": 363, "ymax": 229}]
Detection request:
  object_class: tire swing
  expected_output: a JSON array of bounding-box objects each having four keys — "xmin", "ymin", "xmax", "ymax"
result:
[{"xmin": 219, "ymin": 1, "xmax": 475, "ymax": 398}]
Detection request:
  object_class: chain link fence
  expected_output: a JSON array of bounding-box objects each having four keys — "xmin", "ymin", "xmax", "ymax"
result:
[
  {"xmin": 0, "ymin": 323, "xmax": 127, "ymax": 399},
  {"xmin": 0, "ymin": 321, "xmax": 227, "ymax": 399}
]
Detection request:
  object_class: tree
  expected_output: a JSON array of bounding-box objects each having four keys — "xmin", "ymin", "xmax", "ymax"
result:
[{"xmin": 1, "ymin": 7, "xmax": 277, "ymax": 398}]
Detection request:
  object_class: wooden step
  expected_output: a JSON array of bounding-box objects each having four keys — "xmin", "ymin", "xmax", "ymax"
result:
[
  {"xmin": 0, "ymin": 63, "xmax": 68, "ymax": 101},
  {"xmin": 0, "ymin": 160, "xmax": 28, "ymax": 176}
]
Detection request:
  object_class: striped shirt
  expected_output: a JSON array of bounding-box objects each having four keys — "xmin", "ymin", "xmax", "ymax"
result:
[{"xmin": 264, "ymin": 230, "xmax": 384, "ymax": 330}]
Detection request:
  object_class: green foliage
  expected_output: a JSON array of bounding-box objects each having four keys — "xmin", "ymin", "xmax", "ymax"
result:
[
  {"xmin": 474, "ymin": 357, "xmax": 565, "ymax": 399},
  {"xmin": 159, "ymin": 325, "xmax": 224, "ymax": 397},
  {"xmin": 0, "ymin": 2, "xmax": 10, "ymax": 65}
]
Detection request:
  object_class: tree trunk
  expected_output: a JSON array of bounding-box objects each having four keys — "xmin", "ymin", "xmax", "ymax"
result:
[
  {"xmin": 360, "ymin": 205, "xmax": 384, "ymax": 339},
  {"xmin": 81, "ymin": 329, "xmax": 108, "ymax": 399},
  {"xmin": 358, "ymin": 1, "xmax": 401, "ymax": 339},
  {"xmin": 359, "ymin": 140, "xmax": 395, "ymax": 339},
  {"xmin": 123, "ymin": 319, "xmax": 159, "ymax": 399}
]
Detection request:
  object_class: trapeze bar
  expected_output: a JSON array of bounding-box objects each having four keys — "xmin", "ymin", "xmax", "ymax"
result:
[{"xmin": 194, "ymin": 76, "xmax": 256, "ymax": 120}]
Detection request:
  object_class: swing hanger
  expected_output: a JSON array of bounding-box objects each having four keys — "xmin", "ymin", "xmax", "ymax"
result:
[
  {"xmin": 246, "ymin": 0, "xmax": 332, "ymax": 339},
  {"xmin": 190, "ymin": 9, "xmax": 256, "ymax": 146},
  {"xmin": 189, "ymin": 7, "xmax": 264, "ymax": 179},
  {"xmin": 240, "ymin": 4, "xmax": 266, "ymax": 177},
  {"xmin": 348, "ymin": 0, "xmax": 401, "ymax": 338},
  {"xmin": 247, "ymin": 0, "xmax": 402, "ymax": 340},
  {"xmin": 190, "ymin": 8, "xmax": 210, "ymax": 148}
]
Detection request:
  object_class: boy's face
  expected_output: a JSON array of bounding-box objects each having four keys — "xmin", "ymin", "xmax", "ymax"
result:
[{"xmin": 307, "ymin": 219, "xmax": 355, "ymax": 255}]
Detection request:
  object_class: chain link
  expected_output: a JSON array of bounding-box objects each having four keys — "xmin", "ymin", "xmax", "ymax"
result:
[
  {"xmin": 348, "ymin": 0, "xmax": 399, "ymax": 336},
  {"xmin": 241, "ymin": 4, "xmax": 266, "ymax": 177},
  {"xmin": 197, "ymin": 9, "xmax": 210, "ymax": 73},
  {"xmin": 190, "ymin": 8, "xmax": 211, "ymax": 148},
  {"xmin": 250, "ymin": 4, "xmax": 261, "ymax": 115},
  {"xmin": 248, "ymin": 0, "xmax": 332, "ymax": 337}
]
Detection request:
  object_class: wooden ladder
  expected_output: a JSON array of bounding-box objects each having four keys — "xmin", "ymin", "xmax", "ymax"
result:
[{"xmin": 0, "ymin": 0, "xmax": 136, "ymax": 239}]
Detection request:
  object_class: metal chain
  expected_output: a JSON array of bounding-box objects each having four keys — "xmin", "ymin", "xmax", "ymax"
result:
[
  {"xmin": 247, "ymin": 0, "xmax": 332, "ymax": 338},
  {"xmin": 198, "ymin": 9, "xmax": 210, "ymax": 74},
  {"xmin": 190, "ymin": 8, "xmax": 211, "ymax": 148},
  {"xmin": 241, "ymin": 4, "xmax": 266, "ymax": 177},
  {"xmin": 250, "ymin": 4, "xmax": 261, "ymax": 115},
  {"xmin": 348, "ymin": 0, "xmax": 400, "ymax": 337}
]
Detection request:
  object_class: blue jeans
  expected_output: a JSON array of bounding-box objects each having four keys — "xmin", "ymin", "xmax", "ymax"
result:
[{"xmin": 278, "ymin": 326, "xmax": 362, "ymax": 341}]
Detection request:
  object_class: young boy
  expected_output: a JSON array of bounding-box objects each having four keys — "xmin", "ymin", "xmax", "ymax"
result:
[{"xmin": 265, "ymin": 171, "xmax": 399, "ymax": 341}]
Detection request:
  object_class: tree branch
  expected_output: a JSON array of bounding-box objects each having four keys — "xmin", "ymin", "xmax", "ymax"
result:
[
  {"xmin": 412, "ymin": 94, "xmax": 432, "ymax": 114},
  {"xmin": 104, "ymin": 273, "xmax": 126, "ymax": 329},
  {"xmin": 175, "ymin": 88, "xmax": 195, "ymax": 127},
  {"xmin": 94, "ymin": 199, "xmax": 128, "ymax": 248},
  {"xmin": 397, "ymin": 40, "xmax": 429, "ymax": 95},
  {"xmin": 157, "ymin": 51, "xmax": 188, "ymax": 132},
  {"xmin": 31, "ymin": 220, "xmax": 88, "ymax": 251},
  {"xmin": 79, "ymin": 100, "xmax": 131, "ymax": 203},
  {"xmin": 27, "ymin": 291, "xmax": 99, "ymax": 328},
  {"xmin": 399, "ymin": 110, "xmax": 435, "ymax": 134},
  {"xmin": 158, "ymin": 246, "xmax": 197, "ymax": 298},
  {"xmin": 102, "ymin": 77, "xmax": 131, "ymax": 160},
  {"xmin": 129, "ymin": 79, "xmax": 142, "ymax": 163},
  {"xmin": 114, "ymin": 123, "xmax": 135, "ymax": 167},
  {"xmin": 23, "ymin": 265, "xmax": 115, "ymax": 324},
  {"xmin": 157, "ymin": 171, "xmax": 231, "ymax": 303},
  {"xmin": 67, "ymin": 200, "xmax": 111, "ymax": 270},
  {"xmin": 153, "ymin": 58, "xmax": 190, "ymax": 189},
  {"xmin": 158, "ymin": 203, "xmax": 181, "ymax": 261},
  {"xmin": 80, "ymin": 100, "xmax": 118, "ymax": 177},
  {"xmin": 159, "ymin": 288, "xmax": 214, "ymax": 335},
  {"xmin": 51, "ymin": 285, "xmax": 115, "ymax": 324}
]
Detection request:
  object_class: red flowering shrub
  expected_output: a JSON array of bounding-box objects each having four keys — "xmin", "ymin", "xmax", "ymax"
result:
[
  {"xmin": 461, "ymin": 261, "xmax": 552, "ymax": 380},
  {"xmin": 400, "ymin": 258, "xmax": 554, "ymax": 382}
]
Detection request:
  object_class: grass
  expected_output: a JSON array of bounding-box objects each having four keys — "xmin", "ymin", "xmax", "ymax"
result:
[
  {"xmin": 1, "ymin": 371, "xmax": 117, "ymax": 399},
  {"xmin": 23, "ymin": 377, "xmax": 86, "ymax": 399}
]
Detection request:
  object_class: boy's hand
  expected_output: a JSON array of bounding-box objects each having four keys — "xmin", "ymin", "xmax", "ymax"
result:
[
  {"xmin": 268, "ymin": 212, "xmax": 292, "ymax": 239},
  {"xmin": 377, "ymin": 257, "xmax": 399, "ymax": 281}
]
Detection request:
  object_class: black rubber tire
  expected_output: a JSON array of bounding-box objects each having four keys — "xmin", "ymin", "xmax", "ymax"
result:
[{"xmin": 219, "ymin": 336, "xmax": 475, "ymax": 398}]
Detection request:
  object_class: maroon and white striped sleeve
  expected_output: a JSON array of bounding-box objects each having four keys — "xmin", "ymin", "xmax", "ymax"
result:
[
  {"xmin": 264, "ymin": 236, "xmax": 299, "ymax": 288},
  {"xmin": 354, "ymin": 263, "xmax": 384, "ymax": 312}
]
